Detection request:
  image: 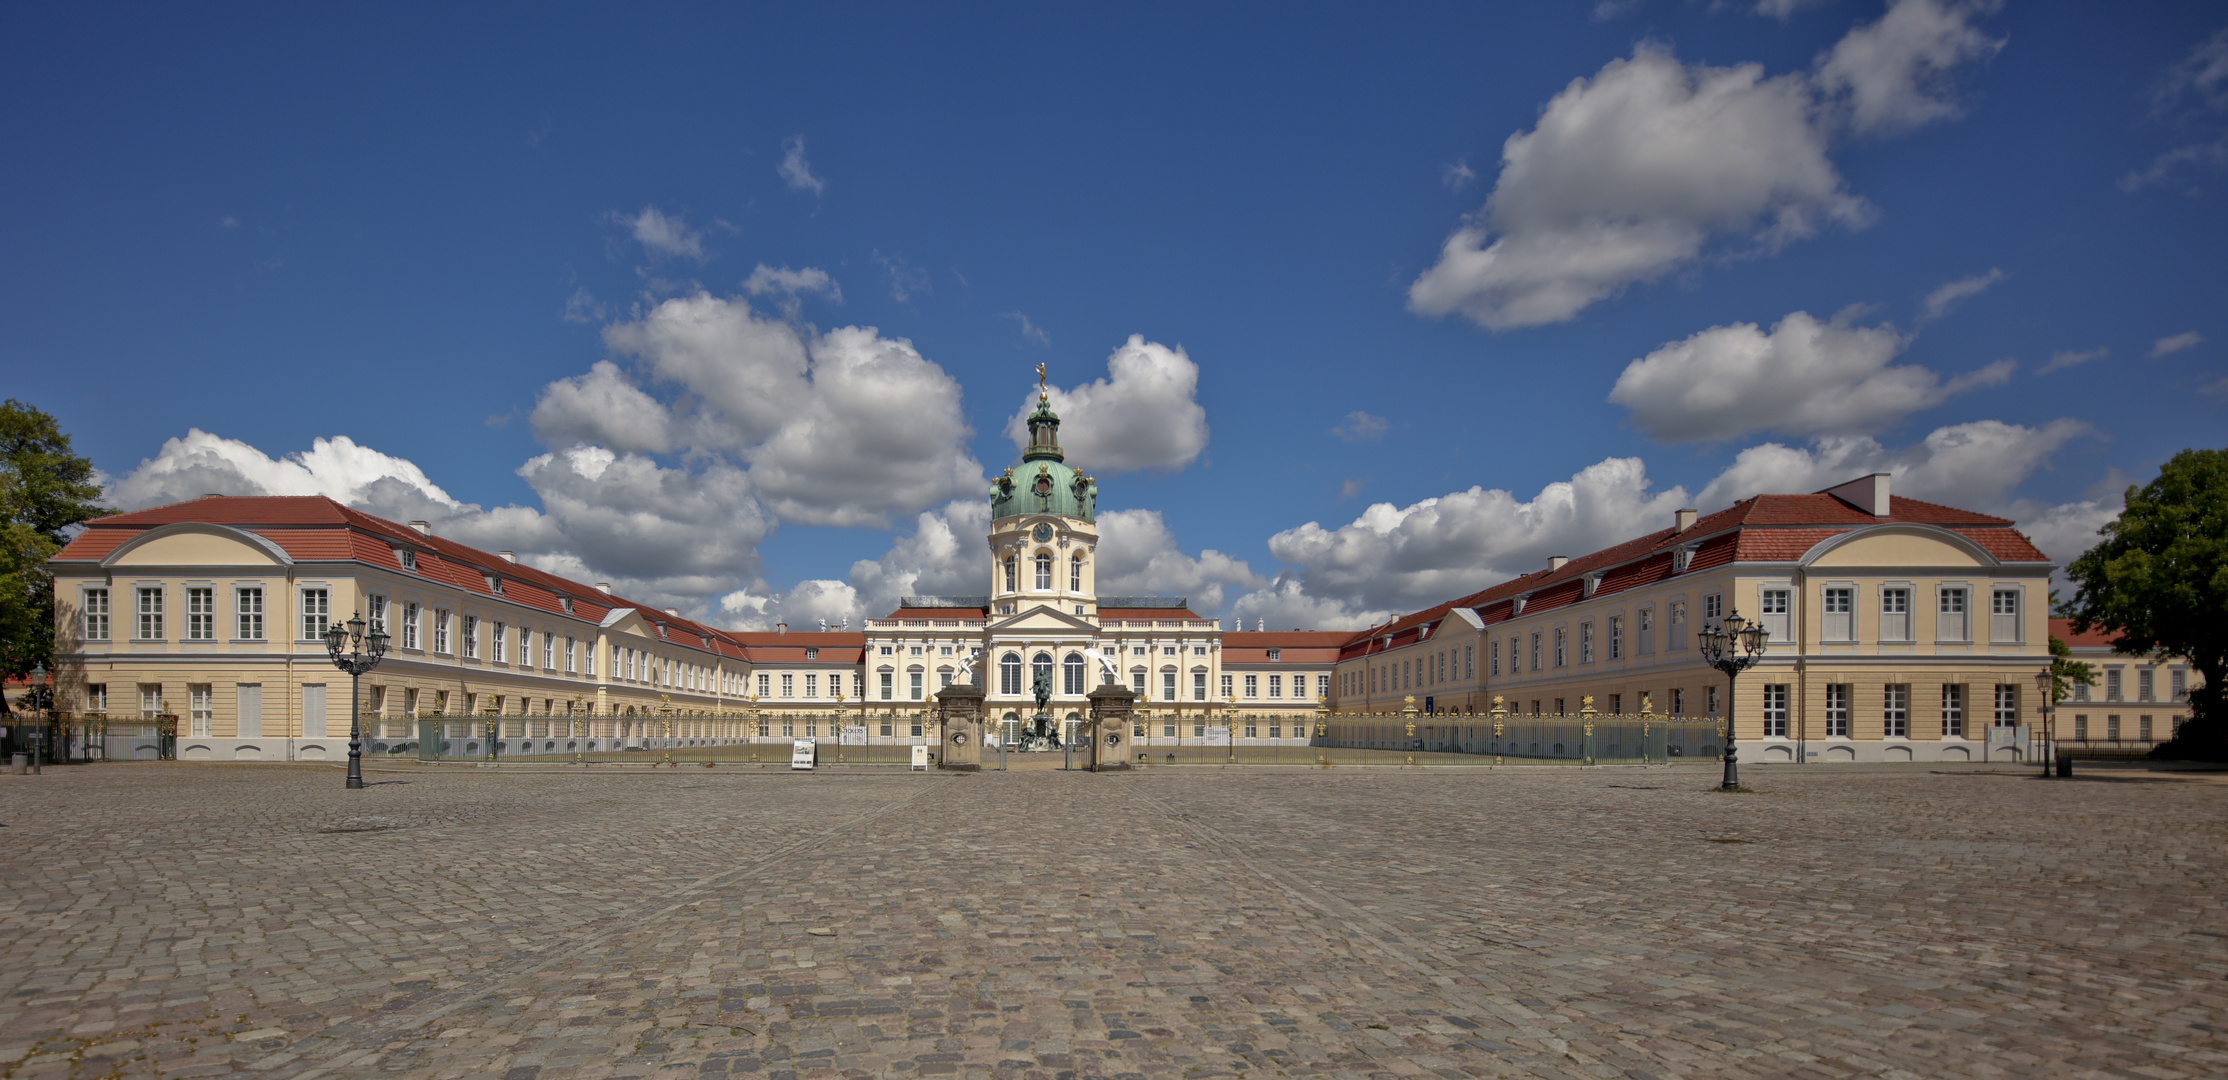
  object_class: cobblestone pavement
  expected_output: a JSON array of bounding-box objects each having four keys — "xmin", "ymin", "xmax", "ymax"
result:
[{"xmin": 2, "ymin": 762, "xmax": 2224, "ymax": 1080}]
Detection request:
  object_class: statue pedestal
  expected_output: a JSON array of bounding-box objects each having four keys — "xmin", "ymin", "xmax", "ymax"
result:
[
  {"xmin": 934, "ymin": 682, "xmax": 984, "ymax": 771},
  {"xmin": 1086, "ymin": 684, "xmax": 1137, "ymax": 771}
]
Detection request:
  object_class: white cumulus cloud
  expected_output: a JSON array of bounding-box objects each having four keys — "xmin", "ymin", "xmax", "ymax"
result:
[
  {"xmin": 1609, "ymin": 310, "xmax": 2012, "ymax": 443},
  {"xmin": 1919, "ymin": 267, "xmax": 2004, "ymax": 323},
  {"xmin": 1006, "ymin": 335, "xmax": 1209, "ymax": 474},
  {"xmin": 1093, "ymin": 509, "xmax": 1264, "ymax": 615},
  {"xmin": 779, "ymin": 135, "xmax": 826, "ymax": 196},
  {"xmin": 743, "ymin": 264, "xmax": 842, "ymax": 305},
  {"xmin": 1410, "ymin": 0, "xmax": 2000, "ymax": 330},
  {"xmin": 2038, "ymin": 347, "xmax": 2108, "ymax": 375},
  {"xmin": 530, "ymin": 359, "xmax": 676, "ymax": 455},
  {"xmin": 618, "ymin": 205, "xmax": 707, "ymax": 261},
  {"xmin": 2150, "ymin": 331, "xmax": 2206, "ymax": 357}
]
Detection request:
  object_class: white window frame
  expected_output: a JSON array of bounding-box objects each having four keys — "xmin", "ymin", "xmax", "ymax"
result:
[
  {"xmin": 83, "ymin": 586, "xmax": 111, "ymax": 640},
  {"xmin": 185, "ymin": 586, "xmax": 216, "ymax": 641},
  {"xmin": 235, "ymin": 586, "xmax": 264, "ymax": 640},
  {"xmin": 433, "ymin": 609, "xmax": 450, "ymax": 654},
  {"xmin": 1879, "ymin": 585, "xmax": 1912, "ymax": 644},
  {"xmin": 463, "ymin": 616, "xmax": 479, "ymax": 659},
  {"xmin": 1989, "ymin": 586, "xmax": 2024, "ymax": 644},
  {"xmin": 402, "ymin": 602, "xmax": 421, "ymax": 650},
  {"xmin": 1937, "ymin": 584, "xmax": 1969, "ymax": 642},
  {"xmin": 1821, "ymin": 585, "xmax": 1855, "ymax": 642},
  {"xmin": 299, "ymin": 587, "xmax": 329, "ymax": 641},
  {"xmin": 1883, "ymin": 684, "xmax": 1910, "ymax": 738},
  {"xmin": 1824, "ymin": 684, "xmax": 1850, "ymax": 738},
  {"xmin": 1760, "ymin": 684, "xmax": 1788, "ymax": 738}
]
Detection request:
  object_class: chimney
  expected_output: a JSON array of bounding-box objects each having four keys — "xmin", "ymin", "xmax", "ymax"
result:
[
  {"xmin": 1547, "ymin": 555, "xmax": 1568, "ymax": 573},
  {"xmin": 1674, "ymin": 508, "xmax": 1698, "ymax": 533},
  {"xmin": 595, "ymin": 582, "xmax": 612, "ymax": 594},
  {"xmin": 664, "ymin": 608, "xmax": 678, "ymax": 616},
  {"xmin": 776, "ymin": 622, "xmax": 787, "ymax": 635},
  {"xmin": 1824, "ymin": 472, "xmax": 1892, "ymax": 517},
  {"xmin": 408, "ymin": 521, "xmax": 431, "ymax": 536},
  {"xmin": 496, "ymin": 550, "xmax": 516, "ymax": 564}
]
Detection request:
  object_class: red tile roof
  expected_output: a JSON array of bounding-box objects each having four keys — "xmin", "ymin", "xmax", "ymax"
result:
[
  {"xmin": 1338, "ymin": 488, "xmax": 2052, "ymax": 654},
  {"xmin": 54, "ymin": 495, "xmax": 737, "ymax": 657},
  {"xmin": 2049, "ymin": 618, "xmax": 2121, "ymax": 650}
]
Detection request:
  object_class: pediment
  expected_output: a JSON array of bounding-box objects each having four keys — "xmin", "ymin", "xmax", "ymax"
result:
[{"xmin": 986, "ymin": 603, "xmax": 1100, "ymax": 634}]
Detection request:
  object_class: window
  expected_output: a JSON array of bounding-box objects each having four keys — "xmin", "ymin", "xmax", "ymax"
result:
[
  {"xmin": 1194, "ymin": 671, "xmax": 1208, "ymax": 700},
  {"xmin": 1880, "ymin": 588, "xmax": 1910, "ymax": 642},
  {"xmin": 830, "ymin": 673, "xmax": 844, "ymax": 698},
  {"xmin": 1070, "ymin": 556, "xmax": 1083, "ymax": 591},
  {"xmin": 2073, "ymin": 714, "xmax": 2087, "ymax": 741},
  {"xmin": 1244, "ymin": 674, "xmax": 1259, "ymax": 698},
  {"xmin": 543, "ymin": 634, "xmax": 554, "ymax": 669},
  {"xmin": 1670, "ymin": 688, "xmax": 1684, "ymax": 716},
  {"xmin": 1579, "ymin": 622, "xmax": 1593, "ymax": 664},
  {"xmin": 2140, "ymin": 715, "xmax": 2154, "ymax": 741},
  {"xmin": 1703, "ymin": 593, "xmax": 1723, "ymax": 622},
  {"xmin": 1884, "ymin": 684, "xmax": 1909, "ymax": 737},
  {"xmin": 1000, "ymin": 653, "xmax": 1023, "ymax": 695},
  {"xmin": 1063, "ymin": 653, "xmax": 1085, "ymax": 695},
  {"xmin": 140, "ymin": 683, "xmax": 161, "ymax": 719},
  {"xmin": 2107, "ymin": 714, "xmax": 2121, "ymax": 740},
  {"xmin": 2073, "ymin": 677, "xmax": 2090, "ymax": 702},
  {"xmin": 462, "ymin": 616, "xmax": 479, "ymax": 658},
  {"xmin": 189, "ymin": 683, "xmax": 212, "ymax": 738},
  {"xmin": 802, "ymin": 673, "xmax": 817, "ymax": 698},
  {"xmin": 1760, "ymin": 684, "xmax": 1788, "ymax": 737},
  {"xmin": 186, "ymin": 587, "xmax": 215, "ymax": 640},
  {"xmin": 401, "ymin": 602, "xmax": 421, "ymax": 650},
  {"xmin": 1268, "ymin": 674, "xmax": 1282, "ymax": 698},
  {"xmin": 492, "ymin": 622, "xmax": 506, "ymax": 661},
  {"xmin": 2105, "ymin": 667, "xmax": 2123, "ymax": 701},
  {"xmin": 300, "ymin": 588, "xmax": 329, "ymax": 640},
  {"xmin": 1705, "ymin": 685, "xmax": 1719, "ymax": 716},
  {"xmin": 1464, "ymin": 646, "xmax": 1474, "ymax": 679},
  {"xmin": 235, "ymin": 587, "xmax": 263, "ymax": 640},
  {"xmin": 1637, "ymin": 606, "xmax": 1654, "ymax": 655},
  {"xmin": 1035, "ymin": 554, "xmax": 1052, "ymax": 590},
  {"xmin": 805, "ymin": 647, "xmax": 819, "ymax": 661},
  {"xmin": 434, "ymin": 610, "xmax": 450, "ymax": 654},
  {"xmin": 1938, "ymin": 587, "xmax": 1968, "ymax": 640},
  {"xmin": 1553, "ymin": 628, "xmax": 1567, "ymax": 668},
  {"xmin": 1942, "ymin": 684, "xmax": 1965, "ymax": 738},
  {"xmin": 517, "ymin": 625, "xmax": 531, "ymax": 667},
  {"xmin": 134, "ymin": 583, "xmax": 161, "ymax": 636},
  {"xmin": 83, "ymin": 588, "xmax": 109, "ymax": 640},
  {"xmin": 1993, "ymin": 684, "xmax": 2018, "ymax": 728},
  {"xmin": 2172, "ymin": 667, "xmax": 2188, "ymax": 701},
  {"xmin": 85, "ymin": 684, "xmax": 105, "ymax": 715},
  {"xmin": 2137, "ymin": 667, "xmax": 2155, "ymax": 702},
  {"xmin": 1490, "ymin": 639, "xmax": 1500, "ymax": 677},
  {"xmin": 1220, "ymin": 673, "xmax": 1233, "ymax": 699},
  {"xmin": 1162, "ymin": 671, "xmax": 1176, "ymax": 700},
  {"xmin": 565, "ymin": 637, "xmax": 576, "ymax": 673},
  {"xmin": 366, "ymin": 593, "xmax": 387, "ymax": 635},
  {"xmin": 1530, "ymin": 632, "xmax": 1542, "ymax": 671},
  {"xmin": 1822, "ymin": 587, "xmax": 1853, "ymax": 641},
  {"xmin": 1003, "ymin": 557, "xmax": 1016, "ymax": 592},
  {"xmin": 911, "ymin": 671, "xmax": 925, "ymax": 700},
  {"xmin": 397, "ymin": 549, "xmax": 417, "ymax": 572},
  {"xmin": 1990, "ymin": 588, "xmax": 2021, "ymax": 642},
  {"xmin": 1825, "ymin": 684, "xmax": 1850, "ymax": 737},
  {"xmin": 1131, "ymin": 669, "xmax": 1146, "ymax": 696},
  {"xmin": 1608, "ymin": 617, "xmax": 1623, "ymax": 660},
  {"xmin": 756, "ymin": 673, "xmax": 770, "ymax": 697},
  {"xmin": 1759, "ymin": 589, "xmax": 1789, "ymax": 642},
  {"xmin": 1668, "ymin": 602, "xmax": 1687, "ymax": 651}
]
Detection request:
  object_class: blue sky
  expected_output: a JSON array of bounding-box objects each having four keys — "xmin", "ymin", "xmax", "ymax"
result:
[{"xmin": 5, "ymin": 1, "xmax": 2224, "ymax": 630}]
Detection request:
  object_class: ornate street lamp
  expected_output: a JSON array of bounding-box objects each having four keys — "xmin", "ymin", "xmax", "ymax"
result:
[
  {"xmin": 1697, "ymin": 609, "xmax": 1768, "ymax": 790},
  {"xmin": 323, "ymin": 612, "xmax": 390, "ymax": 789},
  {"xmin": 28, "ymin": 661, "xmax": 47, "ymax": 772}
]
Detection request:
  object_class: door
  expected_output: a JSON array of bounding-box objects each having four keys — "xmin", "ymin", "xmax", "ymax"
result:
[
  {"xmin": 237, "ymin": 685, "xmax": 262, "ymax": 738},
  {"xmin": 302, "ymin": 684, "xmax": 327, "ymax": 738}
]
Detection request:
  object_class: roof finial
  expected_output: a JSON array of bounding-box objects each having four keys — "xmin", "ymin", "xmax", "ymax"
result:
[{"xmin": 1036, "ymin": 361, "xmax": 1048, "ymax": 401}]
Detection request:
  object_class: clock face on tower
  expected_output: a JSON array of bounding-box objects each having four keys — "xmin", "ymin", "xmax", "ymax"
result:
[{"xmin": 1032, "ymin": 523, "xmax": 1053, "ymax": 543}]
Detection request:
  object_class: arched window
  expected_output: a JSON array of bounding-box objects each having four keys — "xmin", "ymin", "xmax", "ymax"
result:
[
  {"xmin": 1003, "ymin": 557, "xmax": 1016, "ymax": 593},
  {"xmin": 1031, "ymin": 652, "xmax": 1054, "ymax": 696},
  {"xmin": 999, "ymin": 653, "xmax": 1023, "ymax": 695},
  {"xmin": 1063, "ymin": 653, "xmax": 1086, "ymax": 695},
  {"xmin": 1070, "ymin": 554, "xmax": 1083, "ymax": 591},
  {"xmin": 1035, "ymin": 554, "xmax": 1052, "ymax": 590}
]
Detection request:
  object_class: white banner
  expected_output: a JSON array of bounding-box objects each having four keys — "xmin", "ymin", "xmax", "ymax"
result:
[
  {"xmin": 840, "ymin": 725, "xmax": 868, "ymax": 746},
  {"xmin": 1202, "ymin": 727, "xmax": 1231, "ymax": 746}
]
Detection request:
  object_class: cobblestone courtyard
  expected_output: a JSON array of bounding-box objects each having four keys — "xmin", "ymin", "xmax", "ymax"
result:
[{"xmin": 1, "ymin": 762, "xmax": 2222, "ymax": 1080}]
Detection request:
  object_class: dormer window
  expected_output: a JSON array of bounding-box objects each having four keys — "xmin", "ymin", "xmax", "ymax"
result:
[
  {"xmin": 806, "ymin": 647, "xmax": 819, "ymax": 660},
  {"xmin": 1673, "ymin": 544, "xmax": 1696, "ymax": 574},
  {"xmin": 560, "ymin": 597, "xmax": 573, "ymax": 614},
  {"xmin": 657, "ymin": 624, "xmax": 669, "ymax": 639},
  {"xmin": 486, "ymin": 574, "xmax": 504, "ymax": 595},
  {"xmin": 396, "ymin": 549, "xmax": 417, "ymax": 572},
  {"xmin": 1268, "ymin": 648, "xmax": 1281, "ymax": 662}
]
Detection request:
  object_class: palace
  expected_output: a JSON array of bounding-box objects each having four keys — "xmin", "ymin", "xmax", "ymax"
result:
[{"xmin": 44, "ymin": 375, "xmax": 2072, "ymax": 764}]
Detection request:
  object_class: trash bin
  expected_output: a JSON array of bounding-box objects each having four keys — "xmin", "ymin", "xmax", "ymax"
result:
[
  {"xmin": 2056, "ymin": 755, "xmax": 2072, "ymax": 778},
  {"xmin": 10, "ymin": 753, "xmax": 25, "ymax": 775}
]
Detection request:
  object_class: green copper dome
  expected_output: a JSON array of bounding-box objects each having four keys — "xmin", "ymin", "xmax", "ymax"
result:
[{"xmin": 992, "ymin": 395, "xmax": 1096, "ymax": 522}]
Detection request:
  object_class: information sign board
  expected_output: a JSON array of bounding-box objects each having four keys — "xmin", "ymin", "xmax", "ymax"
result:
[
  {"xmin": 911, "ymin": 744, "xmax": 930, "ymax": 770},
  {"xmin": 840, "ymin": 725, "xmax": 868, "ymax": 746},
  {"xmin": 1202, "ymin": 727, "xmax": 1231, "ymax": 746},
  {"xmin": 790, "ymin": 739, "xmax": 816, "ymax": 770}
]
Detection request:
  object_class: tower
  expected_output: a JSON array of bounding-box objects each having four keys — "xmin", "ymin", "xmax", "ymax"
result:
[{"xmin": 987, "ymin": 369, "xmax": 1098, "ymax": 618}]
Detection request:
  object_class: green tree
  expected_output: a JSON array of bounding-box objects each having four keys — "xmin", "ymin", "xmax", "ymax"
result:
[
  {"xmin": 0, "ymin": 400, "xmax": 109, "ymax": 717},
  {"xmin": 2047, "ymin": 634, "xmax": 2095, "ymax": 705},
  {"xmin": 2064, "ymin": 448, "xmax": 2228, "ymax": 758}
]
